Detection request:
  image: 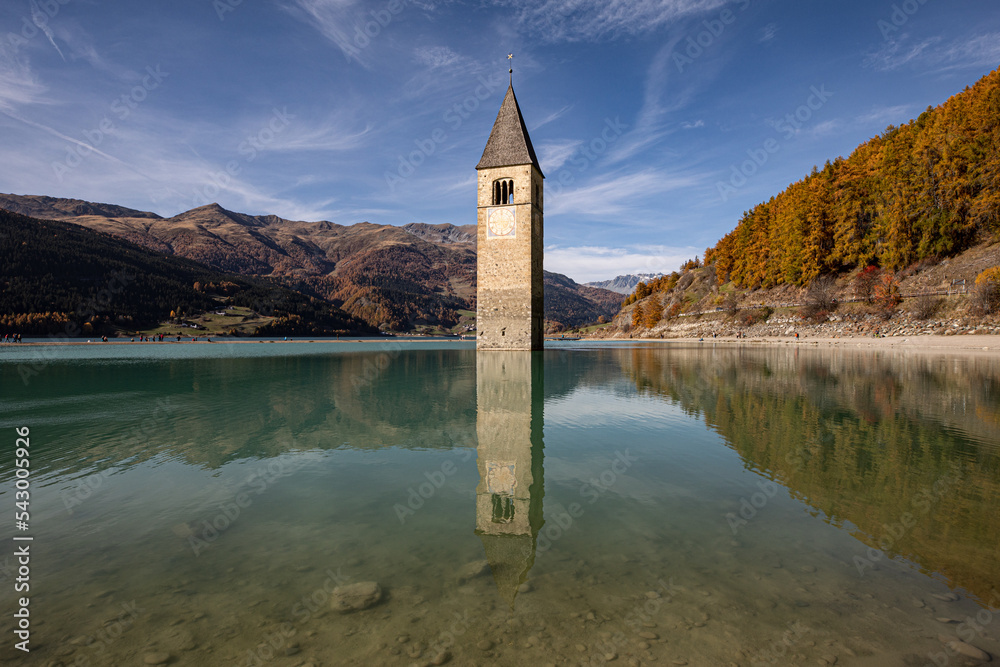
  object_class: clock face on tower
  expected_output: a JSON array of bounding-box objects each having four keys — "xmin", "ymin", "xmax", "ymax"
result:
[{"xmin": 487, "ymin": 206, "xmax": 516, "ymax": 239}]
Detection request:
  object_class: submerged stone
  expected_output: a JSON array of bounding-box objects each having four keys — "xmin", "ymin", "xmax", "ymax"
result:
[
  {"xmin": 430, "ymin": 650, "xmax": 452, "ymax": 665},
  {"xmin": 331, "ymin": 581, "xmax": 382, "ymax": 613},
  {"xmin": 938, "ymin": 636, "xmax": 991, "ymax": 661},
  {"xmin": 932, "ymin": 592, "xmax": 960, "ymax": 602},
  {"xmin": 456, "ymin": 560, "xmax": 490, "ymax": 584}
]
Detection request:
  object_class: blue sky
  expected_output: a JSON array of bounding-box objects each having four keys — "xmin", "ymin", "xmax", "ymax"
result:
[{"xmin": 1, "ymin": 0, "xmax": 998, "ymax": 282}]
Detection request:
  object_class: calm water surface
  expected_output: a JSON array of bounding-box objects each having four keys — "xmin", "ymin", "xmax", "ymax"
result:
[{"xmin": 1, "ymin": 341, "xmax": 998, "ymax": 666}]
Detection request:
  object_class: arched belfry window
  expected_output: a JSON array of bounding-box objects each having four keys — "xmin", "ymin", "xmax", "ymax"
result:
[
  {"xmin": 492, "ymin": 179, "xmax": 514, "ymax": 205},
  {"xmin": 491, "ymin": 494, "xmax": 515, "ymax": 523}
]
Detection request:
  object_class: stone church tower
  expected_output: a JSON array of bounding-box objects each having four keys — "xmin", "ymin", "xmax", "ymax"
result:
[{"xmin": 476, "ymin": 81, "xmax": 544, "ymax": 351}]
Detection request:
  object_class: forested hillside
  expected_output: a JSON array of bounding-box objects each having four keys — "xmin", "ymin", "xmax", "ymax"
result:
[
  {"xmin": 543, "ymin": 271, "xmax": 624, "ymax": 330},
  {"xmin": 0, "ymin": 209, "xmax": 374, "ymax": 336},
  {"xmin": 710, "ymin": 67, "xmax": 1000, "ymax": 288}
]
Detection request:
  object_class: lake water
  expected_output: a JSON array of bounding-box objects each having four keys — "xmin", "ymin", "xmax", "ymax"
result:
[{"xmin": 1, "ymin": 341, "xmax": 999, "ymax": 667}]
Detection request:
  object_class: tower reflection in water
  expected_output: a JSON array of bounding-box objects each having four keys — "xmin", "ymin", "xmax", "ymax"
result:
[{"xmin": 475, "ymin": 352, "xmax": 545, "ymax": 609}]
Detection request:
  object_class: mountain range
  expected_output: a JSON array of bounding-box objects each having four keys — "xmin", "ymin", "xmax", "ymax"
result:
[
  {"xmin": 0, "ymin": 194, "xmax": 621, "ymax": 332},
  {"xmin": 0, "ymin": 207, "xmax": 375, "ymax": 336},
  {"xmin": 586, "ymin": 273, "xmax": 667, "ymax": 295}
]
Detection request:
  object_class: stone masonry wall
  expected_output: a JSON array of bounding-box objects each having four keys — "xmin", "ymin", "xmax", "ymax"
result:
[{"xmin": 477, "ymin": 164, "xmax": 544, "ymax": 351}]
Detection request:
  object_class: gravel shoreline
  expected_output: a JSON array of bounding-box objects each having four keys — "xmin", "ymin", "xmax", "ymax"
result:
[{"xmin": 608, "ymin": 332, "xmax": 1000, "ymax": 353}]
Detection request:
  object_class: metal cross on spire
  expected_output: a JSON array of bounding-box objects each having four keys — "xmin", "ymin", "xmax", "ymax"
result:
[{"xmin": 508, "ymin": 53, "xmax": 513, "ymax": 84}]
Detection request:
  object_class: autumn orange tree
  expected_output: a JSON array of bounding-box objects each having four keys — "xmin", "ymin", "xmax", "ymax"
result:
[
  {"xmin": 644, "ymin": 298, "xmax": 663, "ymax": 328},
  {"xmin": 624, "ymin": 281, "xmax": 651, "ymax": 307},
  {"xmin": 632, "ymin": 302, "xmax": 645, "ymax": 328},
  {"xmin": 971, "ymin": 267, "xmax": 1000, "ymax": 314},
  {"xmin": 623, "ymin": 273, "xmax": 681, "ymax": 306},
  {"xmin": 873, "ymin": 272, "xmax": 902, "ymax": 312},
  {"xmin": 854, "ymin": 266, "xmax": 881, "ymax": 303}
]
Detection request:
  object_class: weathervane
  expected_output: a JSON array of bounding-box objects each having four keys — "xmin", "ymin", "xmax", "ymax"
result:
[{"xmin": 508, "ymin": 53, "xmax": 513, "ymax": 84}]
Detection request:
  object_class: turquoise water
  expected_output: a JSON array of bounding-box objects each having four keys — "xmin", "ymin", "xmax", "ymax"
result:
[{"xmin": 1, "ymin": 341, "xmax": 999, "ymax": 666}]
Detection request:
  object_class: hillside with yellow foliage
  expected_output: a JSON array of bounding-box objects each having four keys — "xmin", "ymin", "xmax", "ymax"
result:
[
  {"xmin": 598, "ymin": 68, "xmax": 1000, "ymax": 340},
  {"xmin": 710, "ymin": 67, "xmax": 999, "ymax": 289}
]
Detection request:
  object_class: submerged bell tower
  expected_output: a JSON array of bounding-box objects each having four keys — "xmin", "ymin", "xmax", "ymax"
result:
[
  {"xmin": 475, "ymin": 59, "xmax": 544, "ymax": 351},
  {"xmin": 474, "ymin": 351, "xmax": 545, "ymax": 608}
]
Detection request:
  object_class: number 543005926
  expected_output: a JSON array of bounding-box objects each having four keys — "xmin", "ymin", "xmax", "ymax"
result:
[{"xmin": 14, "ymin": 427, "xmax": 31, "ymax": 513}]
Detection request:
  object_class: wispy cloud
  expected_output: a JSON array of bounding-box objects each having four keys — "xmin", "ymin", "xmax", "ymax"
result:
[
  {"xmin": 270, "ymin": 117, "xmax": 374, "ymax": 152},
  {"xmin": 401, "ymin": 46, "xmax": 489, "ymax": 100},
  {"xmin": 0, "ymin": 103, "xmax": 359, "ymax": 222},
  {"xmin": 129, "ymin": 154, "xmax": 343, "ymax": 222},
  {"xmin": 0, "ymin": 42, "xmax": 47, "ymax": 111},
  {"xmin": 431, "ymin": 173, "xmax": 477, "ymax": 197},
  {"xmin": 538, "ymin": 139, "xmax": 582, "ymax": 172},
  {"xmin": 548, "ymin": 168, "xmax": 706, "ymax": 217},
  {"xmin": 415, "ymin": 45, "xmax": 462, "ymax": 69},
  {"xmin": 29, "ymin": 0, "xmax": 66, "ymax": 61},
  {"xmin": 56, "ymin": 28, "xmax": 136, "ymax": 81},
  {"xmin": 758, "ymin": 22, "xmax": 778, "ymax": 43},
  {"xmin": 545, "ymin": 243, "xmax": 698, "ymax": 282},
  {"xmin": 490, "ymin": 0, "xmax": 728, "ymax": 43},
  {"xmin": 866, "ymin": 31, "xmax": 1000, "ymax": 73},
  {"xmin": 605, "ymin": 31, "xmax": 725, "ymax": 165},
  {"xmin": 284, "ymin": 0, "xmax": 376, "ymax": 68},
  {"xmin": 681, "ymin": 119, "xmax": 704, "ymax": 129},
  {"xmin": 866, "ymin": 35, "xmax": 941, "ymax": 71},
  {"xmin": 809, "ymin": 119, "xmax": 841, "ymax": 137},
  {"xmin": 284, "ymin": 0, "xmax": 442, "ymax": 69},
  {"xmin": 932, "ymin": 32, "xmax": 1000, "ymax": 71},
  {"xmin": 606, "ymin": 43, "xmax": 676, "ymax": 163},
  {"xmin": 530, "ymin": 104, "xmax": 573, "ymax": 131},
  {"xmin": 0, "ymin": 108, "xmax": 144, "ymax": 175},
  {"xmin": 855, "ymin": 104, "xmax": 913, "ymax": 127}
]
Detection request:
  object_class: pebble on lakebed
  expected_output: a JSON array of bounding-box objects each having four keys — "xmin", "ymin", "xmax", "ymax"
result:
[
  {"xmin": 938, "ymin": 635, "xmax": 992, "ymax": 661},
  {"xmin": 330, "ymin": 581, "xmax": 382, "ymax": 613},
  {"xmin": 456, "ymin": 560, "xmax": 490, "ymax": 584}
]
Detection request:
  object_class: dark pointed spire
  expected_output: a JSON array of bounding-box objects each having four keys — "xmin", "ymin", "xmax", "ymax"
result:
[
  {"xmin": 476, "ymin": 84, "xmax": 543, "ymax": 176},
  {"xmin": 478, "ymin": 533, "xmax": 537, "ymax": 609}
]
